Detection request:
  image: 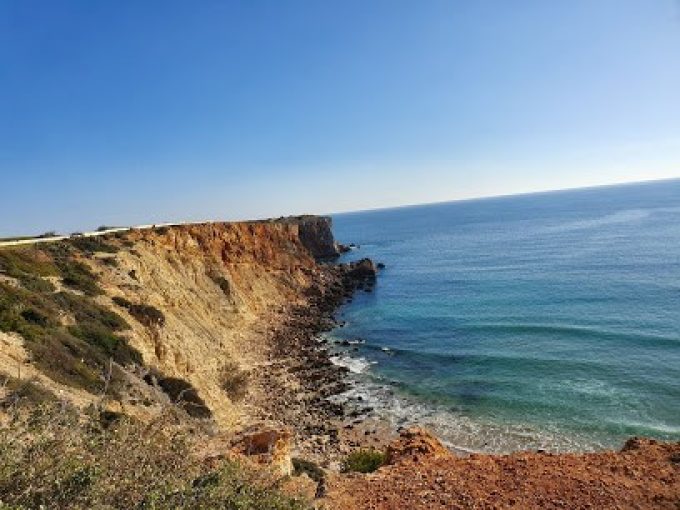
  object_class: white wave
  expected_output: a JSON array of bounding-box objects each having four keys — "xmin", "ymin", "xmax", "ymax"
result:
[
  {"xmin": 330, "ymin": 354, "xmax": 373, "ymax": 374},
  {"xmin": 331, "ymin": 379, "xmax": 609, "ymax": 455},
  {"xmin": 542, "ymin": 209, "xmax": 650, "ymax": 233}
]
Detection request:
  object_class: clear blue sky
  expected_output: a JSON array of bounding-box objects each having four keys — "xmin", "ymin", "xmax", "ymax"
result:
[{"xmin": 1, "ymin": 1, "xmax": 679, "ymax": 236}]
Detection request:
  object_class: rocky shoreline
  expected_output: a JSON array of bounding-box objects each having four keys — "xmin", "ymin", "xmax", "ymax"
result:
[{"xmin": 247, "ymin": 257, "xmax": 391, "ymax": 466}]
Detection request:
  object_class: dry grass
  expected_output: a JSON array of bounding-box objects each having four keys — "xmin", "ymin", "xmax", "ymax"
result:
[{"xmin": 0, "ymin": 401, "xmax": 311, "ymax": 509}]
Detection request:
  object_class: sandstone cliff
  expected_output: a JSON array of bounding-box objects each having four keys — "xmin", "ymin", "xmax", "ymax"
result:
[{"xmin": 0, "ymin": 217, "xmax": 349, "ymax": 432}]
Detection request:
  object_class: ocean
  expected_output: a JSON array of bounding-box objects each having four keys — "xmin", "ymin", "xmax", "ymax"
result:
[{"xmin": 329, "ymin": 179, "xmax": 680, "ymax": 454}]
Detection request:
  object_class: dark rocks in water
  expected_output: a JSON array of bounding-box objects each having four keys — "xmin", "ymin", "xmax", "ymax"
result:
[
  {"xmin": 336, "ymin": 243, "xmax": 351, "ymax": 253},
  {"xmin": 349, "ymin": 258, "xmax": 377, "ymax": 277},
  {"xmin": 344, "ymin": 258, "xmax": 378, "ymax": 290},
  {"xmin": 376, "ymin": 262, "xmax": 386, "ymax": 269}
]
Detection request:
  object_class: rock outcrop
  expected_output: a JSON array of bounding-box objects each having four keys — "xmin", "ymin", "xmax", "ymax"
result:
[
  {"xmin": 231, "ymin": 427, "xmax": 294, "ymax": 477},
  {"xmin": 385, "ymin": 427, "xmax": 452, "ymax": 465},
  {"xmin": 289, "ymin": 215, "xmax": 340, "ymax": 260}
]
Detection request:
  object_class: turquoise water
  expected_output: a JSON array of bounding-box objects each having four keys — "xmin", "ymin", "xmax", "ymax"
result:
[{"xmin": 330, "ymin": 179, "xmax": 680, "ymax": 453}]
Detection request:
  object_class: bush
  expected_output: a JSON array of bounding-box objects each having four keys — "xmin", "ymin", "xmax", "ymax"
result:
[
  {"xmin": 112, "ymin": 297, "xmax": 165, "ymax": 328},
  {"xmin": 40, "ymin": 242, "xmax": 103, "ymax": 295},
  {"xmin": 292, "ymin": 458, "xmax": 325, "ymax": 482},
  {"xmin": 342, "ymin": 449, "xmax": 386, "ymax": 473},
  {"xmin": 0, "ymin": 375, "xmax": 56, "ymax": 409},
  {"xmin": 155, "ymin": 376, "xmax": 212, "ymax": 419},
  {"xmin": 59, "ymin": 260, "xmax": 102, "ymax": 295},
  {"xmin": 70, "ymin": 236, "xmax": 119, "ymax": 254},
  {"xmin": 0, "ymin": 403, "xmax": 311, "ymax": 509},
  {"xmin": 68, "ymin": 323, "xmax": 128, "ymax": 359},
  {"xmin": 16, "ymin": 274, "xmax": 55, "ymax": 293},
  {"xmin": 54, "ymin": 292, "xmax": 129, "ymax": 331},
  {"xmin": 0, "ymin": 282, "xmax": 139, "ymax": 393},
  {"xmin": 219, "ymin": 361, "xmax": 249, "ymax": 402}
]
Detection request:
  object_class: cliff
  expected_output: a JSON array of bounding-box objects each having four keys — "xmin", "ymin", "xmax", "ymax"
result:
[
  {"xmin": 0, "ymin": 218, "xmax": 351, "ymax": 432},
  {"xmin": 290, "ymin": 215, "xmax": 341, "ymax": 260}
]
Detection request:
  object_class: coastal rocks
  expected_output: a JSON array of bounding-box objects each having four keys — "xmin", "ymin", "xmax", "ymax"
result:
[
  {"xmin": 347, "ymin": 258, "xmax": 377, "ymax": 280},
  {"xmin": 385, "ymin": 427, "xmax": 452, "ymax": 465},
  {"xmin": 621, "ymin": 436, "xmax": 660, "ymax": 452},
  {"xmin": 336, "ymin": 243, "xmax": 351, "ymax": 254},
  {"xmin": 342, "ymin": 258, "xmax": 378, "ymax": 292}
]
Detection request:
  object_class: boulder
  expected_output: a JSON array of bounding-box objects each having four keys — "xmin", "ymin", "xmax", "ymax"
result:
[
  {"xmin": 385, "ymin": 427, "xmax": 452, "ymax": 465},
  {"xmin": 347, "ymin": 258, "xmax": 377, "ymax": 282},
  {"xmin": 232, "ymin": 427, "xmax": 294, "ymax": 476}
]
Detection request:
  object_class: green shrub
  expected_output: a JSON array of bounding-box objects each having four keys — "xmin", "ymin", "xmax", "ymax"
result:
[
  {"xmin": 0, "ymin": 281, "xmax": 139, "ymax": 393},
  {"xmin": 54, "ymin": 292, "xmax": 129, "ymax": 331},
  {"xmin": 68, "ymin": 323, "xmax": 141, "ymax": 366},
  {"xmin": 0, "ymin": 248, "xmax": 59, "ymax": 278},
  {"xmin": 70, "ymin": 236, "xmax": 119, "ymax": 254},
  {"xmin": 342, "ymin": 449, "xmax": 386, "ymax": 473},
  {"xmin": 40, "ymin": 242, "xmax": 103, "ymax": 295},
  {"xmin": 101, "ymin": 257, "xmax": 119, "ymax": 268},
  {"xmin": 292, "ymin": 458, "xmax": 325, "ymax": 482},
  {"xmin": 59, "ymin": 260, "xmax": 102, "ymax": 295},
  {"xmin": 16, "ymin": 274, "xmax": 55, "ymax": 293}
]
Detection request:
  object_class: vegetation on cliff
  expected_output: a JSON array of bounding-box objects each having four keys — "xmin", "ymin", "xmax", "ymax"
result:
[
  {"xmin": 0, "ymin": 401, "xmax": 311, "ymax": 510},
  {"xmin": 0, "ymin": 241, "xmax": 142, "ymax": 386}
]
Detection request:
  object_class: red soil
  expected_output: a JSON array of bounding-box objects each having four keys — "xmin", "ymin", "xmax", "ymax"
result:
[{"xmin": 324, "ymin": 429, "xmax": 680, "ymax": 510}]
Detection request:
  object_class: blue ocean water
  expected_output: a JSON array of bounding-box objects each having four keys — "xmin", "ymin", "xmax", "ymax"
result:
[{"xmin": 329, "ymin": 179, "xmax": 680, "ymax": 453}]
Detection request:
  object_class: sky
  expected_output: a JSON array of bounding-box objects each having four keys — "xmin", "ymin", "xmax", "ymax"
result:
[{"xmin": 1, "ymin": 1, "xmax": 679, "ymax": 236}]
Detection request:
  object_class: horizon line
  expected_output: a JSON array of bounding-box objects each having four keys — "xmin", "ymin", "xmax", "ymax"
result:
[{"xmin": 327, "ymin": 175, "xmax": 680, "ymax": 217}]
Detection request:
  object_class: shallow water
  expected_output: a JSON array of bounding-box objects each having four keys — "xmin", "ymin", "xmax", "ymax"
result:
[{"xmin": 330, "ymin": 179, "xmax": 680, "ymax": 453}]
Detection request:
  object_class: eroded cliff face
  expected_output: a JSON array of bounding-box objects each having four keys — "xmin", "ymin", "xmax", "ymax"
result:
[
  {"xmin": 291, "ymin": 216, "xmax": 341, "ymax": 260},
  {"xmin": 0, "ymin": 217, "xmax": 346, "ymax": 430}
]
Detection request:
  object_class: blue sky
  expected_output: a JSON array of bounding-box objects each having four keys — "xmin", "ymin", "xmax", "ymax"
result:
[{"xmin": 1, "ymin": 1, "xmax": 679, "ymax": 236}]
